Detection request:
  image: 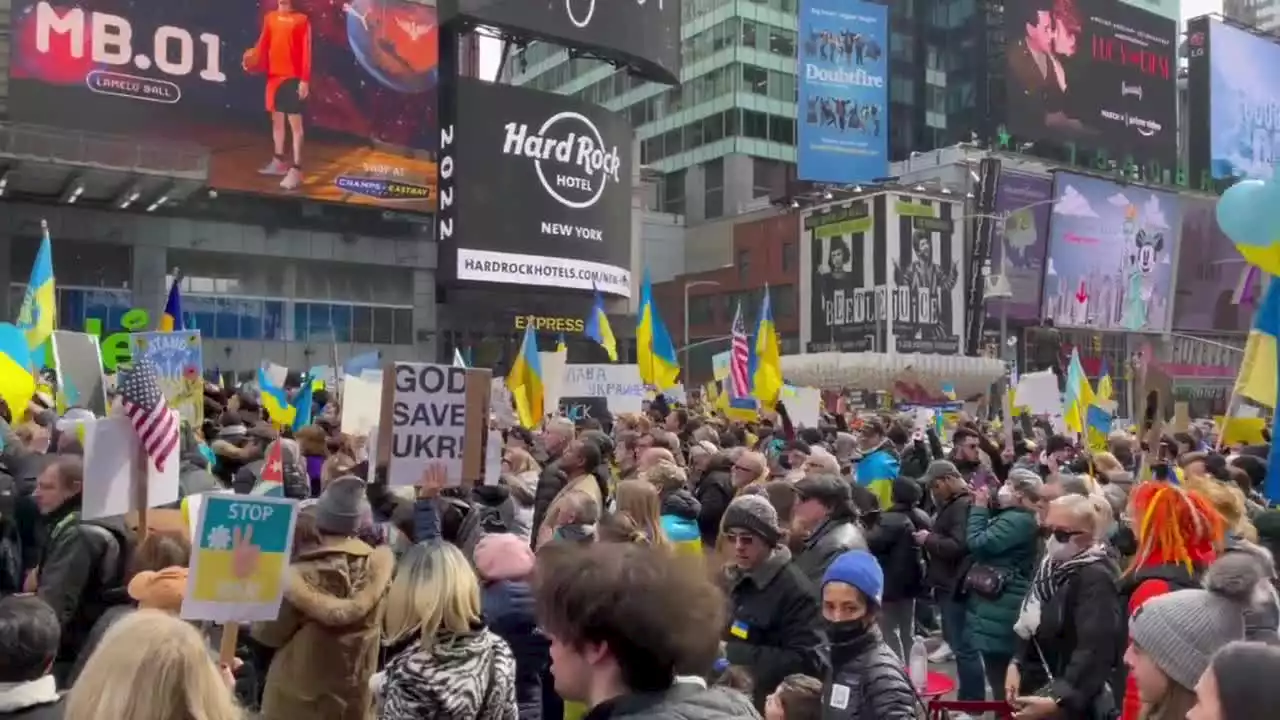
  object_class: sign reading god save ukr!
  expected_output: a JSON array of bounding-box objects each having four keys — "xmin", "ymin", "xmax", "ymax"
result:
[
  {"xmin": 377, "ymin": 362, "xmax": 492, "ymax": 488},
  {"xmin": 182, "ymin": 494, "xmax": 298, "ymax": 623}
]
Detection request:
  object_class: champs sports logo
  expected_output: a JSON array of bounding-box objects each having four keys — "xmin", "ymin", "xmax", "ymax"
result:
[{"xmin": 502, "ymin": 114, "xmax": 622, "ymax": 210}]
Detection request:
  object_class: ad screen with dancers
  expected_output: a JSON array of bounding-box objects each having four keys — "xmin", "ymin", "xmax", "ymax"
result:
[
  {"xmin": 1004, "ymin": 0, "xmax": 1177, "ymax": 168},
  {"xmin": 796, "ymin": 0, "xmax": 887, "ymax": 185},
  {"xmin": 9, "ymin": 0, "xmax": 439, "ymax": 210}
]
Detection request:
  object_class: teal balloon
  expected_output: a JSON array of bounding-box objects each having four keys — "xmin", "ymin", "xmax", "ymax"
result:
[{"xmin": 1217, "ymin": 180, "xmax": 1274, "ymax": 247}]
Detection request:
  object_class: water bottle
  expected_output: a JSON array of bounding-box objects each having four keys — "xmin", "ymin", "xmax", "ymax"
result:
[{"xmin": 908, "ymin": 636, "xmax": 929, "ymax": 690}]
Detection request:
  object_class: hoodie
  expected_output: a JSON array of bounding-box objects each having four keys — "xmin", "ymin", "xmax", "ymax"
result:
[
  {"xmin": 659, "ymin": 489, "xmax": 703, "ymax": 558},
  {"xmin": 856, "ymin": 441, "xmax": 901, "ymax": 510}
]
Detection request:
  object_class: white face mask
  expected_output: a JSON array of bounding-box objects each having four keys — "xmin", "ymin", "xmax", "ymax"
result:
[
  {"xmin": 1046, "ymin": 536, "xmax": 1083, "ymax": 562},
  {"xmin": 997, "ymin": 486, "xmax": 1015, "ymax": 507}
]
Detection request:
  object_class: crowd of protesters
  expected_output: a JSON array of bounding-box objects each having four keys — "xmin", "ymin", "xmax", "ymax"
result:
[{"xmin": 1, "ymin": 384, "xmax": 1280, "ymax": 720}]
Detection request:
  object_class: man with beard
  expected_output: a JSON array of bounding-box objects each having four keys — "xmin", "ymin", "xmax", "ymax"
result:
[{"xmin": 893, "ymin": 230, "xmax": 958, "ymax": 343}]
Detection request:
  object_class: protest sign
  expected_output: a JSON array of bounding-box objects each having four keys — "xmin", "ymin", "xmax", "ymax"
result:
[
  {"xmin": 377, "ymin": 363, "xmax": 490, "ymax": 487},
  {"xmin": 82, "ymin": 414, "xmax": 180, "ymax": 520},
  {"xmin": 182, "ymin": 494, "xmax": 298, "ymax": 623},
  {"xmin": 562, "ymin": 364, "xmax": 645, "ymax": 414},
  {"xmin": 51, "ymin": 331, "xmax": 108, "ymax": 416},
  {"xmin": 340, "ymin": 371, "xmax": 382, "ymax": 436},
  {"xmin": 559, "ymin": 396, "xmax": 610, "ymax": 424},
  {"xmin": 129, "ymin": 331, "xmax": 204, "ymax": 427}
]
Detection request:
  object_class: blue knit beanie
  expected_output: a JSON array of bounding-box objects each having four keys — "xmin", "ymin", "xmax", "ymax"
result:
[{"xmin": 822, "ymin": 549, "xmax": 884, "ymax": 606}]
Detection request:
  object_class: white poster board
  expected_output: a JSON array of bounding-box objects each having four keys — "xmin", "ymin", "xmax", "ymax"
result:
[
  {"xmin": 340, "ymin": 371, "xmax": 383, "ymax": 436},
  {"xmin": 540, "ymin": 350, "xmax": 568, "ymax": 418},
  {"xmin": 382, "ymin": 363, "xmax": 469, "ymax": 487},
  {"xmin": 82, "ymin": 414, "xmax": 180, "ymax": 520},
  {"xmin": 1013, "ymin": 370, "xmax": 1063, "ymax": 417},
  {"xmin": 562, "ymin": 364, "xmax": 646, "ymax": 415}
]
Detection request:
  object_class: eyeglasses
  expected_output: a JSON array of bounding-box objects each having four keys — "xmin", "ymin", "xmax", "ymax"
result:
[{"xmin": 1050, "ymin": 528, "xmax": 1087, "ymax": 543}]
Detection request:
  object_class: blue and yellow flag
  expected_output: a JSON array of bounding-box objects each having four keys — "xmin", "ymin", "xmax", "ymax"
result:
[
  {"xmin": 1235, "ymin": 277, "xmax": 1280, "ymax": 408},
  {"xmin": 0, "ymin": 323, "xmax": 36, "ymax": 417},
  {"xmin": 752, "ymin": 286, "xmax": 783, "ymax": 408},
  {"xmin": 160, "ymin": 278, "xmax": 185, "ymax": 332},
  {"xmin": 1064, "ymin": 348, "xmax": 1096, "ymax": 434},
  {"xmin": 1096, "ymin": 358, "xmax": 1114, "ymax": 403},
  {"xmin": 508, "ymin": 324, "xmax": 545, "ymax": 429},
  {"xmin": 16, "ymin": 224, "xmax": 55, "ymax": 353},
  {"xmin": 257, "ymin": 368, "xmax": 296, "ymax": 429},
  {"xmin": 585, "ymin": 283, "xmax": 618, "ymax": 362},
  {"xmin": 637, "ymin": 270, "xmax": 680, "ymax": 390},
  {"xmin": 291, "ymin": 375, "xmax": 314, "ymax": 432},
  {"xmin": 556, "ymin": 333, "xmax": 568, "ymax": 354},
  {"xmin": 1085, "ymin": 404, "xmax": 1113, "ymax": 451}
]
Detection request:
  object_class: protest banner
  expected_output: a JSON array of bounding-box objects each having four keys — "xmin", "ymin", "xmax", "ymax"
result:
[
  {"xmin": 559, "ymin": 396, "xmax": 610, "ymax": 424},
  {"xmin": 562, "ymin": 364, "xmax": 645, "ymax": 415},
  {"xmin": 129, "ymin": 331, "xmax": 204, "ymax": 427},
  {"xmin": 182, "ymin": 494, "xmax": 299, "ymax": 623},
  {"xmin": 51, "ymin": 331, "xmax": 109, "ymax": 416},
  {"xmin": 377, "ymin": 362, "xmax": 490, "ymax": 487},
  {"xmin": 82, "ymin": 414, "xmax": 179, "ymax": 521}
]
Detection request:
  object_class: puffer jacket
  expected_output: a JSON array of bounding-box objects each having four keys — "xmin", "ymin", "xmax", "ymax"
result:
[
  {"xmin": 793, "ymin": 515, "xmax": 867, "ymax": 590},
  {"xmin": 660, "ymin": 489, "xmax": 703, "ymax": 558},
  {"xmin": 822, "ymin": 623, "xmax": 917, "ymax": 719},
  {"xmin": 589, "ymin": 682, "xmax": 760, "ymax": 720},
  {"xmin": 378, "ymin": 626, "xmax": 519, "ymax": 720},
  {"xmin": 481, "ymin": 579, "xmax": 547, "ymax": 719},
  {"xmin": 694, "ymin": 456, "xmax": 735, "ymax": 547},
  {"xmin": 252, "ymin": 537, "xmax": 396, "ymax": 720},
  {"xmin": 963, "ymin": 504, "xmax": 1038, "ymax": 656}
]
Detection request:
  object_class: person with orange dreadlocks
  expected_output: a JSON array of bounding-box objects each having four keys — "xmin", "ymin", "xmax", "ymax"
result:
[{"xmin": 1117, "ymin": 482, "xmax": 1227, "ymax": 720}]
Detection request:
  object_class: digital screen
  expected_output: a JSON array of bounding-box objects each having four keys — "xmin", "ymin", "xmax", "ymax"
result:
[
  {"xmin": 1005, "ymin": 0, "xmax": 1177, "ymax": 167},
  {"xmin": 1196, "ymin": 19, "xmax": 1280, "ymax": 183},
  {"xmin": 9, "ymin": 0, "xmax": 439, "ymax": 210},
  {"xmin": 795, "ymin": 0, "xmax": 887, "ymax": 184}
]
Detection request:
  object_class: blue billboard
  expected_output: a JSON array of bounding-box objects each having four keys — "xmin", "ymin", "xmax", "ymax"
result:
[
  {"xmin": 797, "ymin": 0, "xmax": 888, "ymax": 185},
  {"xmin": 1202, "ymin": 20, "xmax": 1280, "ymax": 182}
]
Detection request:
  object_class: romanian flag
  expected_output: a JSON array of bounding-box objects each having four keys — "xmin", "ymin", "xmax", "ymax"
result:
[
  {"xmin": 257, "ymin": 367, "xmax": 296, "ymax": 429},
  {"xmin": 159, "ymin": 278, "xmax": 185, "ymax": 332},
  {"xmin": 585, "ymin": 283, "xmax": 618, "ymax": 362},
  {"xmin": 752, "ymin": 286, "xmax": 783, "ymax": 408},
  {"xmin": 1234, "ymin": 277, "xmax": 1280, "ymax": 409},
  {"xmin": 1096, "ymin": 358, "xmax": 1114, "ymax": 403},
  {"xmin": 291, "ymin": 375, "xmax": 314, "ymax": 432},
  {"xmin": 637, "ymin": 270, "xmax": 681, "ymax": 390},
  {"xmin": 0, "ymin": 323, "xmax": 36, "ymax": 417},
  {"xmin": 16, "ymin": 225, "xmax": 55, "ymax": 353},
  {"xmin": 508, "ymin": 324, "xmax": 545, "ymax": 429}
]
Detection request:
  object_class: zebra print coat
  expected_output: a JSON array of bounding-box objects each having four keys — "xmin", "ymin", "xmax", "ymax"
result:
[{"xmin": 378, "ymin": 627, "xmax": 519, "ymax": 720}]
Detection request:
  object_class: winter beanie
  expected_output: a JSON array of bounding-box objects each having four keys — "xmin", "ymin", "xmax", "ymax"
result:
[
  {"xmin": 474, "ymin": 532, "xmax": 536, "ymax": 581},
  {"xmin": 822, "ymin": 549, "xmax": 884, "ymax": 605},
  {"xmin": 315, "ymin": 475, "xmax": 370, "ymax": 536},
  {"xmin": 1129, "ymin": 553, "xmax": 1265, "ymax": 690},
  {"xmin": 721, "ymin": 495, "xmax": 781, "ymax": 546}
]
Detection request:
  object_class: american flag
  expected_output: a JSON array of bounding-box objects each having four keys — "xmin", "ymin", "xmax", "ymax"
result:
[
  {"xmin": 118, "ymin": 357, "xmax": 178, "ymax": 472},
  {"xmin": 729, "ymin": 303, "xmax": 751, "ymax": 398}
]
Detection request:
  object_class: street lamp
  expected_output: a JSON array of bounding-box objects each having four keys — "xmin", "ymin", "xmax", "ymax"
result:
[{"xmin": 684, "ymin": 280, "xmax": 721, "ymax": 379}]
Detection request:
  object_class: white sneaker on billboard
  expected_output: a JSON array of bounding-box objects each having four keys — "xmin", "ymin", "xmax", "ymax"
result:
[
  {"xmin": 280, "ymin": 168, "xmax": 302, "ymax": 191},
  {"xmin": 259, "ymin": 157, "xmax": 289, "ymax": 176}
]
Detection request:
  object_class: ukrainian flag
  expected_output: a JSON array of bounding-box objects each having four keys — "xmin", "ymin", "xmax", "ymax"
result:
[
  {"xmin": 0, "ymin": 323, "xmax": 36, "ymax": 417},
  {"xmin": 257, "ymin": 368, "xmax": 296, "ymax": 429},
  {"xmin": 752, "ymin": 286, "xmax": 783, "ymax": 408},
  {"xmin": 1096, "ymin": 358, "xmax": 1114, "ymax": 403},
  {"xmin": 556, "ymin": 333, "xmax": 568, "ymax": 354},
  {"xmin": 585, "ymin": 283, "xmax": 618, "ymax": 362},
  {"xmin": 291, "ymin": 375, "xmax": 314, "ymax": 432},
  {"xmin": 1235, "ymin": 277, "xmax": 1280, "ymax": 408},
  {"xmin": 636, "ymin": 270, "xmax": 681, "ymax": 390},
  {"xmin": 16, "ymin": 226, "xmax": 55, "ymax": 353},
  {"xmin": 1063, "ymin": 348, "xmax": 1095, "ymax": 434},
  {"xmin": 1085, "ymin": 405, "xmax": 1112, "ymax": 451},
  {"xmin": 160, "ymin": 278, "xmax": 185, "ymax": 332},
  {"xmin": 508, "ymin": 324, "xmax": 545, "ymax": 429}
]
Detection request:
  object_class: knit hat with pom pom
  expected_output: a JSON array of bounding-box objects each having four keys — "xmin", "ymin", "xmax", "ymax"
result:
[{"xmin": 1129, "ymin": 552, "xmax": 1268, "ymax": 690}]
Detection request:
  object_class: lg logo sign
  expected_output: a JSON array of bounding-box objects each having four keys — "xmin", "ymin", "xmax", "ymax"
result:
[{"xmin": 564, "ymin": 0, "xmax": 664, "ymax": 29}]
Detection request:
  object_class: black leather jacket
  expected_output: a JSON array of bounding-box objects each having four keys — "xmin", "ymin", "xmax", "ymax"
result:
[{"xmin": 794, "ymin": 515, "xmax": 867, "ymax": 590}]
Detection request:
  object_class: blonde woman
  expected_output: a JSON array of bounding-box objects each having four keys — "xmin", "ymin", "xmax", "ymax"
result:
[
  {"xmin": 645, "ymin": 462, "xmax": 703, "ymax": 557},
  {"xmin": 613, "ymin": 479, "xmax": 671, "ymax": 551},
  {"xmin": 378, "ymin": 541, "xmax": 518, "ymax": 720},
  {"xmin": 66, "ymin": 610, "xmax": 242, "ymax": 720}
]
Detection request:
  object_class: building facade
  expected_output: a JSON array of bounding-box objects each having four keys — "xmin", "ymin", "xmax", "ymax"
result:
[{"xmin": 505, "ymin": 0, "xmax": 994, "ymax": 223}]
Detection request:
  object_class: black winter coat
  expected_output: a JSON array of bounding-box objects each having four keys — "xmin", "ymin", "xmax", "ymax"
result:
[
  {"xmin": 897, "ymin": 430, "xmax": 943, "ymax": 481},
  {"xmin": 794, "ymin": 516, "xmax": 866, "ymax": 590},
  {"xmin": 723, "ymin": 549, "xmax": 827, "ymax": 710},
  {"xmin": 531, "ymin": 452, "xmax": 567, "ymax": 540},
  {"xmin": 1015, "ymin": 557, "xmax": 1123, "ymax": 720},
  {"xmin": 821, "ymin": 624, "xmax": 916, "ymax": 720},
  {"xmin": 694, "ymin": 457, "xmax": 734, "ymax": 547},
  {"xmin": 922, "ymin": 491, "xmax": 972, "ymax": 598},
  {"xmin": 483, "ymin": 580, "xmax": 548, "ymax": 720},
  {"xmin": 866, "ymin": 505, "xmax": 931, "ymax": 602}
]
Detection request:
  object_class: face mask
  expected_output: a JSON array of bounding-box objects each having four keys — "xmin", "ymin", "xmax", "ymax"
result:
[
  {"xmin": 997, "ymin": 486, "xmax": 1015, "ymax": 507},
  {"xmin": 826, "ymin": 618, "xmax": 865, "ymax": 643},
  {"xmin": 1046, "ymin": 536, "xmax": 1083, "ymax": 562},
  {"xmin": 779, "ymin": 455, "xmax": 793, "ymax": 471}
]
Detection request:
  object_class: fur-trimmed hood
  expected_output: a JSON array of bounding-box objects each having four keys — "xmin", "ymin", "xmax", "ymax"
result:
[{"xmin": 286, "ymin": 537, "xmax": 396, "ymax": 628}]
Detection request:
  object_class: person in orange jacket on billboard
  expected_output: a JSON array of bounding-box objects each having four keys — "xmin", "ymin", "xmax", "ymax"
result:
[{"xmin": 242, "ymin": 0, "xmax": 313, "ymax": 192}]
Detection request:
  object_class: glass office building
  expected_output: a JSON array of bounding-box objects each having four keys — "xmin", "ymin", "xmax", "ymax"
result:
[{"xmin": 506, "ymin": 0, "xmax": 990, "ymax": 222}]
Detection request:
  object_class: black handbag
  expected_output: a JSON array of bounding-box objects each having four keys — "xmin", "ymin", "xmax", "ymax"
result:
[{"xmin": 963, "ymin": 563, "xmax": 1007, "ymax": 600}]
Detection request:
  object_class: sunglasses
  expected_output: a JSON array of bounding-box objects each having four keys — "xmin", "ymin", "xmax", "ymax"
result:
[
  {"xmin": 1050, "ymin": 528, "xmax": 1086, "ymax": 543},
  {"xmin": 724, "ymin": 532, "xmax": 761, "ymax": 546}
]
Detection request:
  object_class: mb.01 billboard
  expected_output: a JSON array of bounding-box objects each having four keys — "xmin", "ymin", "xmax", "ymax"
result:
[
  {"xmin": 9, "ymin": 0, "xmax": 439, "ymax": 210},
  {"xmin": 1005, "ymin": 0, "xmax": 1177, "ymax": 168}
]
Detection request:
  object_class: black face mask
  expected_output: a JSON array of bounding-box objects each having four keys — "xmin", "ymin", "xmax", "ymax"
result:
[
  {"xmin": 779, "ymin": 455, "xmax": 793, "ymax": 471},
  {"xmin": 1112, "ymin": 525, "xmax": 1138, "ymax": 557},
  {"xmin": 826, "ymin": 618, "xmax": 867, "ymax": 644}
]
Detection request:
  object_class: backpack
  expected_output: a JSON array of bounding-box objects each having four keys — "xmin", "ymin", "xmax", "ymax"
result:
[{"xmin": 0, "ymin": 474, "xmax": 23, "ymax": 593}]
